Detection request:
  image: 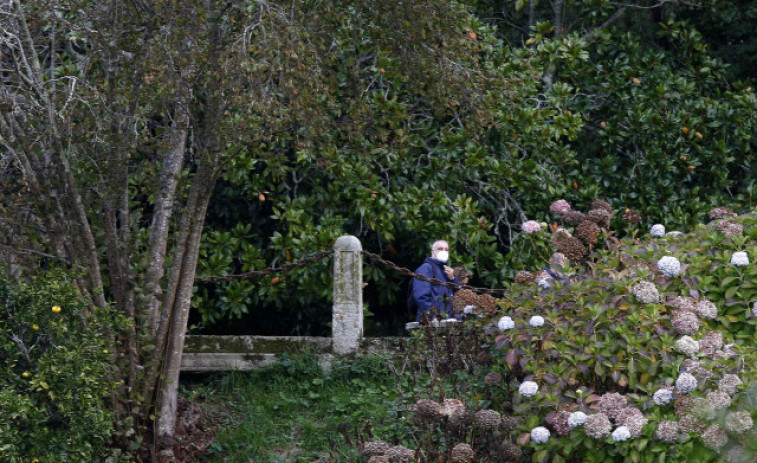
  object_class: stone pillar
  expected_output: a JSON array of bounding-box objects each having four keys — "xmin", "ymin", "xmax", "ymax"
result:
[{"xmin": 332, "ymin": 235, "xmax": 363, "ymax": 354}]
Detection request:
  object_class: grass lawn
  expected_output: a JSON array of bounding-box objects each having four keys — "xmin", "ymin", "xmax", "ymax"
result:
[{"xmin": 192, "ymin": 354, "xmax": 402, "ymax": 462}]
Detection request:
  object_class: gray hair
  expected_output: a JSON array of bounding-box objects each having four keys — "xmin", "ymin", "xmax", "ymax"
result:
[{"xmin": 430, "ymin": 240, "xmax": 448, "ymax": 251}]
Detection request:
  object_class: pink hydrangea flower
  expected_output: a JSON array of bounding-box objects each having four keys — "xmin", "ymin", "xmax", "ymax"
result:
[
  {"xmin": 550, "ymin": 199, "xmax": 571, "ymax": 215},
  {"xmin": 522, "ymin": 220, "xmax": 541, "ymax": 234}
]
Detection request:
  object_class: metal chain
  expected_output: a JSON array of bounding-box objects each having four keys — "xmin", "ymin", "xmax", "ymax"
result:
[
  {"xmin": 361, "ymin": 250, "xmax": 508, "ymax": 296},
  {"xmin": 195, "ymin": 247, "xmax": 509, "ymax": 297},
  {"xmin": 194, "ymin": 250, "xmax": 333, "ymax": 283}
]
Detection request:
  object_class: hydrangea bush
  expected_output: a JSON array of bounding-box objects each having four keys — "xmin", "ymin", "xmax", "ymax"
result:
[
  {"xmin": 371, "ymin": 204, "xmax": 757, "ymax": 463},
  {"xmin": 489, "ymin": 206, "xmax": 757, "ymax": 462}
]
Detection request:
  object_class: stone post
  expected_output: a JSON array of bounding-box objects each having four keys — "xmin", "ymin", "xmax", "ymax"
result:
[{"xmin": 332, "ymin": 235, "xmax": 363, "ymax": 354}]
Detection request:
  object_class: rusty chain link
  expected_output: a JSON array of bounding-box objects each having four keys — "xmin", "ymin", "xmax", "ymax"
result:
[
  {"xmin": 361, "ymin": 250, "xmax": 508, "ymax": 296},
  {"xmin": 194, "ymin": 250, "xmax": 333, "ymax": 283},
  {"xmin": 195, "ymin": 247, "xmax": 509, "ymax": 297}
]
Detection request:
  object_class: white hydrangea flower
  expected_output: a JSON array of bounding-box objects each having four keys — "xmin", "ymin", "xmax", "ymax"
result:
[
  {"xmin": 530, "ymin": 426, "xmax": 550, "ymax": 444},
  {"xmin": 537, "ymin": 278, "xmax": 552, "ymax": 289},
  {"xmin": 650, "ymin": 224, "xmax": 666, "ymax": 237},
  {"xmin": 568, "ymin": 411, "xmax": 588, "ymax": 428},
  {"xmin": 675, "ymin": 336, "xmax": 700, "ymax": 356},
  {"xmin": 676, "ymin": 372, "xmax": 698, "ymax": 394},
  {"xmin": 529, "ymin": 315, "xmax": 545, "ymax": 327},
  {"xmin": 519, "ymin": 381, "xmax": 539, "ymax": 397},
  {"xmin": 657, "ymin": 256, "xmax": 681, "ymax": 277},
  {"xmin": 653, "ymin": 388, "xmax": 674, "ymax": 406},
  {"xmin": 612, "ymin": 426, "xmax": 631, "ymax": 442},
  {"xmin": 730, "ymin": 251, "xmax": 749, "ymax": 267},
  {"xmin": 497, "ymin": 316, "xmax": 515, "ymax": 331},
  {"xmin": 463, "ymin": 305, "xmax": 476, "ymax": 314},
  {"xmin": 752, "ymin": 302, "xmax": 757, "ymax": 318}
]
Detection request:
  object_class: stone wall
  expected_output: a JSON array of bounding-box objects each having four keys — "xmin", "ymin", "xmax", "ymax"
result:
[{"xmin": 180, "ymin": 335, "xmax": 402, "ymax": 371}]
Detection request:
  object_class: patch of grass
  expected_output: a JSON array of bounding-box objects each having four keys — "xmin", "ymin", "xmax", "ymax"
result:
[{"xmin": 194, "ymin": 353, "xmax": 401, "ymax": 463}]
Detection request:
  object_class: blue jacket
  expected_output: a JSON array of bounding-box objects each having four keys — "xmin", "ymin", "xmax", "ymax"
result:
[{"xmin": 413, "ymin": 257, "xmax": 460, "ymax": 321}]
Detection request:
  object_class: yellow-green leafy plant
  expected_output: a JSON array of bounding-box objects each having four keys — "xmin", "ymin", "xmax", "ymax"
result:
[{"xmin": 0, "ymin": 269, "xmax": 127, "ymax": 463}]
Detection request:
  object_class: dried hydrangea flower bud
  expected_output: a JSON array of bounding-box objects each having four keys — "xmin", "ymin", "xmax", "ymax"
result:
[
  {"xmin": 361, "ymin": 440, "xmax": 390, "ymax": 457},
  {"xmin": 385, "ymin": 445, "xmax": 414, "ymax": 463},
  {"xmin": 632, "ymin": 281, "xmax": 659, "ymax": 303},
  {"xmin": 715, "ymin": 219, "xmax": 743, "ymax": 237},
  {"xmin": 450, "ymin": 443, "xmax": 475, "ymax": 463},
  {"xmin": 597, "ymin": 392, "xmax": 627, "ymax": 421},
  {"xmin": 576, "ymin": 220, "xmax": 601, "ymax": 245},
  {"xmin": 709, "ymin": 207, "xmax": 737, "ymax": 219},
  {"xmin": 514, "ymin": 270, "xmax": 535, "ymax": 284},
  {"xmin": 592, "ymin": 199, "xmax": 613, "ymax": 215},
  {"xmin": 500, "ymin": 443, "xmax": 522, "ymax": 461},
  {"xmin": 718, "ymin": 374, "xmax": 743, "ymax": 396},
  {"xmin": 484, "ymin": 372, "xmax": 503, "ymax": 386},
  {"xmin": 702, "ymin": 424, "xmax": 729, "ymax": 450},
  {"xmin": 563, "ymin": 210, "xmax": 586, "ymax": 226},
  {"xmin": 672, "ymin": 311, "xmax": 700, "ymax": 335},
  {"xmin": 724, "ymin": 410, "xmax": 754, "ymax": 434},
  {"xmin": 584, "ymin": 413, "xmax": 612, "ymax": 439},
  {"xmin": 695, "ymin": 300, "xmax": 718, "ymax": 320},
  {"xmin": 587, "ymin": 208, "xmax": 611, "ymax": 228},
  {"xmin": 474, "ymin": 409, "xmax": 501, "ymax": 429},
  {"xmin": 655, "ymin": 420, "xmax": 680, "ymax": 443},
  {"xmin": 413, "ymin": 399, "xmax": 443, "ymax": 422}
]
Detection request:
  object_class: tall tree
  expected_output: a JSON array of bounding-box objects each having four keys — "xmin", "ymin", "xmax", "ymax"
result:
[
  {"xmin": 0, "ymin": 0, "xmax": 287, "ymax": 459},
  {"xmin": 0, "ymin": 0, "xmax": 522, "ymax": 459}
]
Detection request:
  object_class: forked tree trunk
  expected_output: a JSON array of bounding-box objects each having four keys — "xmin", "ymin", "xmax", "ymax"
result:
[
  {"xmin": 155, "ymin": 159, "xmax": 219, "ymax": 451},
  {"xmin": 150, "ymin": 15, "xmax": 225, "ymax": 457}
]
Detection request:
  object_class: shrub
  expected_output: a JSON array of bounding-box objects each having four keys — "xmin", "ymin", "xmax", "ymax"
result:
[
  {"xmin": 0, "ymin": 269, "xmax": 126, "ymax": 462},
  {"xmin": 369, "ymin": 204, "xmax": 757, "ymax": 463}
]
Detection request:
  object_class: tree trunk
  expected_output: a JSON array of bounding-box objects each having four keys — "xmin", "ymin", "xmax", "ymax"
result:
[
  {"xmin": 153, "ymin": 14, "xmax": 226, "ymax": 450},
  {"xmin": 143, "ymin": 88, "xmax": 191, "ymax": 338}
]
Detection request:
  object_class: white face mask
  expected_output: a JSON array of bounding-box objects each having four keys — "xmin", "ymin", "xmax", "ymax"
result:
[{"xmin": 435, "ymin": 250, "xmax": 449, "ymax": 263}]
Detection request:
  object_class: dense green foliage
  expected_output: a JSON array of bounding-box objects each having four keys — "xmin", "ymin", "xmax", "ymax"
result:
[
  {"xmin": 677, "ymin": 0, "xmax": 757, "ymax": 83},
  {"xmin": 190, "ymin": 1, "xmax": 757, "ymax": 334},
  {"xmin": 3, "ymin": 0, "xmax": 757, "ymax": 458},
  {"xmin": 569, "ymin": 23, "xmax": 757, "ymax": 228},
  {"xmin": 193, "ymin": 0, "xmax": 554, "ymax": 333},
  {"xmin": 0, "ymin": 270, "xmax": 126, "ymax": 462},
  {"xmin": 201, "ymin": 208, "xmax": 757, "ymax": 463},
  {"xmin": 352, "ymin": 207, "xmax": 757, "ymax": 462},
  {"xmin": 491, "ymin": 220, "xmax": 756, "ymax": 461}
]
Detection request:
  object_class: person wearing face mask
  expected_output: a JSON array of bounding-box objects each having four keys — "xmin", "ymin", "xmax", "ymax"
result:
[{"xmin": 411, "ymin": 240, "xmax": 460, "ymax": 322}]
